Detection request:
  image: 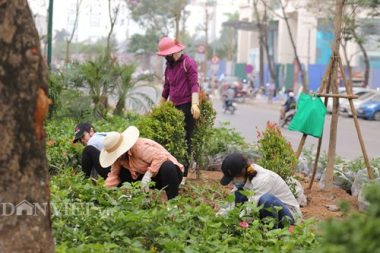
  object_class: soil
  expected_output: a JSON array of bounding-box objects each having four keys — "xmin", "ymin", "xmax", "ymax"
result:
[{"xmin": 186, "ymin": 170, "xmax": 359, "ymax": 221}]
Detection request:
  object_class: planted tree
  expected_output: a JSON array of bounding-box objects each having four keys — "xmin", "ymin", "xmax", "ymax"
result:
[
  {"xmin": 263, "ymin": 0, "xmax": 309, "ymax": 93},
  {"xmin": 253, "ymin": 1, "xmax": 277, "ymax": 84},
  {"xmin": 113, "ymin": 63, "xmax": 157, "ymax": 115},
  {"xmin": 77, "ymin": 58, "xmax": 115, "ymax": 118},
  {"xmin": 0, "ymin": 0, "xmax": 54, "ymax": 251},
  {"xmin": 105, "ymin": 0, "xmax": 122, "ymax": 60},
  {"xmin": 64, "ymin": 0, "xmax": 83, "ymax": 67}
]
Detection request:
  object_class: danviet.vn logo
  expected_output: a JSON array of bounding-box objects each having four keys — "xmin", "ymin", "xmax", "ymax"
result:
[{"xmin": 1, "ymin": 200, "xmax": 48, "ymax": 216}]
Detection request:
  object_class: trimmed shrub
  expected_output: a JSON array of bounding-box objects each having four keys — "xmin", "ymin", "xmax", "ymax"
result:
[{"xmin": 256, "ymin": 121, "xmax": 297, "ymax": 181}]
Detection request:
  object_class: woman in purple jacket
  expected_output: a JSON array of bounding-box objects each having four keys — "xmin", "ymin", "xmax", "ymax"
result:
[{"xmin": 157, "ymin": 37, "xmax": 200, "ymax": 185}]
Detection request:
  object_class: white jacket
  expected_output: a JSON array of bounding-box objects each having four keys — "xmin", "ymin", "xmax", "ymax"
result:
[
  {"xmin": 244, "ymin": 164, "xmax": 302, "ymax": 219},
  {"xmin": 219, "ymin": 164, "xmax": 303, "ymax": 220}
]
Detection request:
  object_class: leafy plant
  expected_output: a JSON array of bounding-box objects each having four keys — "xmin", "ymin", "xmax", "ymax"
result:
[
  {"xmin": 112, "ymin": 63, "xmax": 157, "ymax": 116},
  {"xmin": 192, "ymin": 100, "xmax": 216, "ymax": 172},
  {"xmin": 206, "ymin": 122, "xmax": 248, "ymax": 157},
  {"xmin": 51, "ymin": 168, "xmax": 317, "ymax": 253},
  {"xmin": 136, "ymin": 102, "xmax": 187, "ymax": 165},
  {"xmin": 315, "ymin": 181, "xmax": 380, "ymax": 253},
  {"xmin": 48, "ymin": 71, "xmax": 64, "ymax": 118},
  {"xmin": 256, "ymin": 122, "xmax": 297, "ymax": 181},
  {"xmin": 76, "ymin": 58, "xmax": 117, "ymax": 118}
]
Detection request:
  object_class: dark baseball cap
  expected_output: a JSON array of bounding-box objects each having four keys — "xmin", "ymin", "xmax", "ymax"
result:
[
  {"xmin": 220, "ymin": 152, "xmax": 248, "ymax": 186},
  {"xmin": 73, "ymin": 123, "xmax": 92, "ymax": 143}
]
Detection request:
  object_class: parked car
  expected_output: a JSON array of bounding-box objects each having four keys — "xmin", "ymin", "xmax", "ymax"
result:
[
  {"xmin": 357, "ymin": 94, "xmax": 380, "ymax": 121},
  {"xmin": 326, "ymin": 87, "xmax": 372, "ymax": 113},
  {"xmin": 339, "ymin": 89, "xmax": 378, "ymax": 116}
]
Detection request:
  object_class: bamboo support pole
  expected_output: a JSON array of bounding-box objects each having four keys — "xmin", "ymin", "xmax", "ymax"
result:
[{"xmin": 337, "ymin": 57, "xmax": 374, "ymax": 179}]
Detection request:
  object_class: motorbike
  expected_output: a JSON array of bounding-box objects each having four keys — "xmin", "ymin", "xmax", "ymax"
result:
[
  {"xmin": 279, "ymin": 109, "xmax": 296, "ymax": 128},
  {"xmin": 223, "ymin": 98, "xmax": 237, "ymax": 114}
]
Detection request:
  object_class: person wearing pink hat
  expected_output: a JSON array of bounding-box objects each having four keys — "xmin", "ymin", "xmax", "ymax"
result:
[{"xmin": 156, "ymin": 37, "xmax": 200, "ymax": 185}]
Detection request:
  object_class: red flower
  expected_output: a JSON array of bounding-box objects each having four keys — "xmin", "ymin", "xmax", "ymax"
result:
[{"xmin": 239, "ymin": 221, "xmax": 249, "ymax": 228}]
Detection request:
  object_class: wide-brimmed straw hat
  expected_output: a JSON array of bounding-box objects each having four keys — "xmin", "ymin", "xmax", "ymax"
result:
[
  {"xmin": 156, "ymin": 37, "xmax": 185, "ymax": 56},
  {"xmin": 99, "ymin": 126, "xmax": 140, "ymax": 168}
]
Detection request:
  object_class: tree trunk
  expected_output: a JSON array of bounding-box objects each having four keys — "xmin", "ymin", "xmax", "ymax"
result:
[
  {"xmin": 64, "ymin": 0, "xmax": 81, "ymax": 66},
  {"xmin": 324, "ymin": 0, "xmax": 346, "ymax": 190},
  {"xmin": 341, "ymin": 40, "xmax": 353, "ymax": 87},
  {"xmin": 253, "ymin": 1, "xmax": 276, "ymax": 86},
  {"xmin": 353, "ymin": 31, "xmax": 370, "ymax": 87},
  {"xmin": 279, "ymin": 1, "xmax": 308, "ymax": 93},
  {"xmin": 106, "ymin": 0, "xmax": 119, "ymax": 61},
  {"xmin": 0, "ymin": 1, "xmax": 55, "ymax": 252},
  {"xmin": 175, "ymin": 13, "xmax": 180, "ymax": 40},
  {"xmin": 262, "ymin": 9, "xmax": 276, "ymax": 83}
]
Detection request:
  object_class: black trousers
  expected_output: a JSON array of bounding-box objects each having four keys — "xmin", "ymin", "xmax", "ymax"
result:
[
  {"xmin": 81, "ymin": 145, "xmax": 110, "ymax": 179},
  {"xmin": 119, "ymin": 160, "xmax": 183, "ymax": 200},
  {"xmin": 175, "ymin": 102, "xmax": 195, "ymax": 177}
]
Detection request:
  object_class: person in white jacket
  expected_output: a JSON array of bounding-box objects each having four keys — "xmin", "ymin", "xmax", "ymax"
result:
[{"xmin": 219, "ymin": 152, "xmax": 302, "ymax": 228}]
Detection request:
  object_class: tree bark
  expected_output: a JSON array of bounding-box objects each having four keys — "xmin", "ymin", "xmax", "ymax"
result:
[
  {"xmin": 324, "ymin": 0, "xmax": 346, "ymax": 190},
  {"xmin": 279, "ymin": 0, "xmax": 308, "ymax": 93},
  {"xmin": 64, "ymin": 0, "xmax": 81, "ymax": 66},
  {"xmin": 340, "ymin": 40, "xmax": 353, "ymax": 87},
  {"xmin": 0, "ymin": 1, "xmax": 55, "ymax": 252},
  {"xmin": 352, "ymin": 30, "xmax": 370, "ymax": 87},
  {"xmin": 106, "ymin": 0, "xmax": 120, "ymax": 61},
  {"xmin": 254, "ymin": 2, "xmax": 276, "ymax": 83}
]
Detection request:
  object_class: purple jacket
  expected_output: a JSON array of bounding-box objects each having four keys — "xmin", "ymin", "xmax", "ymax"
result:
[{"xmin": 162, "ymin": 54, "xmax": 200, "ymax": 106}]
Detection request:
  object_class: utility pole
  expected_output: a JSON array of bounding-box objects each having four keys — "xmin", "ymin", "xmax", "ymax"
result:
[{"xmin": 47, "ymin": 0, "xmax": 54, "ymax": 69}]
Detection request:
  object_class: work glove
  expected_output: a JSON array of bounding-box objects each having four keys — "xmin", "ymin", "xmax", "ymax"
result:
[
  {"xmin": 141, "ymin": 170, "xmax": 153, "ymax": 192},
  {"xmin": 191, "ymin": 93, "xmax": 201, "ymax": 119},
  {"xmin": 159, "ymin": 97, "xmax": 167, "ymax": 105}
]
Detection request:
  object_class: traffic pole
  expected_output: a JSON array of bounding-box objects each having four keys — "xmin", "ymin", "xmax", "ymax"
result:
[{"xmin": 47, "ymin": 0, "xmax": 54, "ymax": 69}]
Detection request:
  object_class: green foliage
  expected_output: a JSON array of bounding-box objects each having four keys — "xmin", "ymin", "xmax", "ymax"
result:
[
  {"xmin": 314, "ymin": 181, "xmax": 380, "ymax": 253},
  {"xmin": 46, "ymin": 118, "xmax": 83, "ymax": 172},
  {"xmin": 135, "ymin": 102, "xmax": 187, "ymax": 165},
  {"xmin": 192, "ymin": 100, "xmax": 217, "ymax": 169},
  {"xmin": 53, "ymin": 89, "xmax": 93, "ymax": 122},
  {"xmin": 48, "ymin": 71, "xmax": 64, "ymax": 118},
  {"xmin": 113, "ymin": 63, "xmax": 157, "ymax": 116},
  {"xmin": 52, "ymin": 168, "xmax": 317, "ymax": 252},
  {"xmin": 257, "ymin": 122, "xmax": 297, "ymax": 181},
  {"xmin": 205, "ymin": 122, "xmax": 248, "ymax": 157},
  {"xmin": 76, "ymin": 58, "xmax": 117, "ymax": 119},
  {"xmin": 127, "ymin": 29, "xmax": 161, "ymax": 54}
]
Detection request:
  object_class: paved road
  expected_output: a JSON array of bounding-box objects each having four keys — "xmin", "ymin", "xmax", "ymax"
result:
[{"xmin": 212, "ymin": 97, "xmax": 379, "ymax": 160}]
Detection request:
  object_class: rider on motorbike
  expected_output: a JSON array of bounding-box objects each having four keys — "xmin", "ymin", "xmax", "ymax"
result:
[
  {"xmin": 280, "ymin": 92, "xmax": 296, "ymax": 120},
  {"xmin": 223, "ymin": 83, "xmax": 236, "ymax": 112}
]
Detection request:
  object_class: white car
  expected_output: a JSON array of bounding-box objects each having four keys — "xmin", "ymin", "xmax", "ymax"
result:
[
  {"xmin": 339, "ymin": 90, "xmax": 379, "ymax": 116},
  {"xmin": 326, "ymin": 87, "xmax": 373, "ymax": 114}
]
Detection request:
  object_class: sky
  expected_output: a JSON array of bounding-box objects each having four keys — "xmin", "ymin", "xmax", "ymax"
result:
[{"xmin": 28, "ymin": 0, "xmax": 240, "ymax": 43}]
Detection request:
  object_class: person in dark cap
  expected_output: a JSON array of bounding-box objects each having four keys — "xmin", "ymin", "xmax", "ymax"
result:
[
  {"xmin": 73, "ymin": 123, "xmax": 111, "ymax": 180},
  {"xmin": 219, "ymin": 152, "xmax": 302, "ymax": 228}
]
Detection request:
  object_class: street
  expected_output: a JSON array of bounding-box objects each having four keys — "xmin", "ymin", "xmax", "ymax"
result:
[{"xmin": 212, "ymin": 97, "xmax": 380, "ymax": 160}]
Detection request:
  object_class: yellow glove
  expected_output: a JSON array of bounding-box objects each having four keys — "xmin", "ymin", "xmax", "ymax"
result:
[
  {"xmin": 191, "ymin": 93, "xmax": 201, "ymax": 120},
  {"xmin": 159, "ymin": 97, "xmax": 167, "ymax": 105}
]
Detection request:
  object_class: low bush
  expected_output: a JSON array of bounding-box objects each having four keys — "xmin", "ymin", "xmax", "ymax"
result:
[
  {"xmin": 135, "ymin": 102, "xmax": 187, "ymax": 165},
  {"xmin": 256, "ymin": 122, "xmax": 297, "ymax": 182},
  {"xmin": 314, "ymin": 181, "xmax": 380, "ymax": 253}
]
